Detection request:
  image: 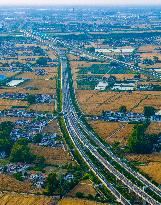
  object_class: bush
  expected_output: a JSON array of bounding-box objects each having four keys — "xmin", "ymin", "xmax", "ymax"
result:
[
  {"xmin": 144, "ymin": 106, "xmax": 156, "ymax": 118},
  {"xmin": 33, "ymin": 134, "xmax": 43, "ymax": 143},
  {"xmin": 27, "ymin": 94, "xmax": 36, "ymax": 104},
  {"xmin": 13, "ymin": 172, "xmax": 24, "ymax": 181},
  {"xmin": 76, "ymin": 192, "xmax": 84, "ymax": 198}
]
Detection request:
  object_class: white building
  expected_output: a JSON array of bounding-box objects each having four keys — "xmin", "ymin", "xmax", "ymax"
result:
[
  {"xmin": 111, "ymin": 83, "xmax": 135, "ymax": 91},
  {"xmin": 95, "ymin": 48, "xmax": 134, "ymax": 53},
  {"xmin": 95, "ymin": 82, "xmax": 108, "ymax": 91}
]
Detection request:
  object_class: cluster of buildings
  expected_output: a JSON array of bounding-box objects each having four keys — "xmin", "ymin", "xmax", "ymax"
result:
[
  {"xmin": 95, "ymin": 75, "xmax": 160, "ymax": 92},
  {"xmin": 91, "ymin": 110, "xmax": 161, "ymax": 122},
  {"xmin": 0, "ymin": 163, "xmax": 30, "ymax": 174},
  {"xmin": 0, "ymin": 92, "xmax": 53, "ymax": 103},
  {"xmin": 29, "ymin": 172, "xmax": 46, "ymax": 188},
  {"xmin": 0, "ymin": 109, "xmax": 54, "ymax": 118},
  {"xmin": 39, "ymin": 133, "xmax": 62, "ymax": 147},
  {"xmin": 10, "ymin": 119, "xmax": 49, "ymax": 141},
  {"xmin": 0, "ymin": 163, "xmax": 46, "ymax": 189}
]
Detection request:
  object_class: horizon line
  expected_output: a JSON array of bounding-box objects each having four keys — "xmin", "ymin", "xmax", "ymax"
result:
[{"xmin": 0, "ymin": 4, "xmax": 161, "ymax": 6}]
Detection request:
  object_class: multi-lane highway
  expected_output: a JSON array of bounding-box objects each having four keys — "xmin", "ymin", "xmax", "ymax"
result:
[
  {"xmin": 61, "ymin": 57, "xmax": 161, "ymax": 205},
  {"xmin": 61, "ymin": 58, "xmax": 131, "ymax": 205},
  {"xmin": 21, "ymin": 29, "xmax": 161, "ymax": 205}
]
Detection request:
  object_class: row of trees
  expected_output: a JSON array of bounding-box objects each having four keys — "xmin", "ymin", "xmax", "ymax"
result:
[
  {"xmin": 143, "ymin": 56, "xmax": 160, "ymax": 65},
  {"xmin": 118, "ymin": 105, "xmax": 156, "ymax": 118}
]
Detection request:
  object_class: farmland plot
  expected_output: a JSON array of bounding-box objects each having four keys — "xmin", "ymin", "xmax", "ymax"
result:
[
  {"xmin": 67, "ymin": 179, "xmax": 96, "ymax": 197},
  {"xmin": 89, "ymin": 121, "xmax": 134, "ymax": 145},
  {"xmin": 30, "ymin": 144, "xmax": 73, "ymax": 165},
  {"xmin": 126, "ymin": 153, "xmax": 161, "ymax": 184}
]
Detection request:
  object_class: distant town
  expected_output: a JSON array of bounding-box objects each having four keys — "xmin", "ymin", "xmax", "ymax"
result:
[{"xmin": 0, "ymin": 5, "xmax": 161, "ymax": 205}]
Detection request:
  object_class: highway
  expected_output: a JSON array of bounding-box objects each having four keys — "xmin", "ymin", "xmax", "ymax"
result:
[
  {"xmin": 61, "ymin": 57, "xmax": 161, "ymax": 205},
  {"xmin": 20, "ymin": 29, "xmax": 161, "ymax": 205},
  {"xmin": 62, "ymin": 59, "xmax": 131, "ymax": 205}
]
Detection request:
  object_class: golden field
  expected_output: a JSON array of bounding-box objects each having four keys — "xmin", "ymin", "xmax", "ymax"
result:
[
  {"xmin": 146, "ymin": 122, "xmax": 161, "ymax": 135},
  {"xmin": 0, "ymin": 99, "xmax": 28, "ymax": 110},
  {"xmin": 21, "ymin": 79, "xmax": 56, "ymax": 95},
  {"xmin": 30, "ymin": 144, "xmax": 72, "ymax": 165},
  {"xmin": 28, "ymin": 103, "xmax": 55, "ymax": 112},
  {"xmin": 76, "ymin": 90, "xmax": 161, "ymax": 115},
  {"xmin": 139, "ymin": 162, "xmax": 161, "ymax": 184},
  {"xmin": 17, "ymin": 71, "xmax": 57, "ymax": 80},
  {"xmin": 43, "ymin": 120, "xmax": 62, "ymax": 135},
  {"xmin": 89, "ymin": 121, "xmax": 134, "ymax": 145},
  {"xmin": 0, "ymin": 174, "xmax": 32, "ymax": 193},
  {"xmin": 0, "ymin": 86, "xmax": 56, "ymax": 95},
  {"xmin": 22, "ymin": 79, "xmax": 56, "ymax": 90},
  {"xmin": 126, "ymin": 153, "xmax": 161, "ymax": 184},
  {"xmin": 59, "ymin": 198, "xmax": 109, "ymax": 205},
  {"xmin": 67, "ymin": 180, "xmax": 96, "ymax": 197},
  {"xmin": 0, "ymin": 193, "xmax": 53, "ymax": 205}
]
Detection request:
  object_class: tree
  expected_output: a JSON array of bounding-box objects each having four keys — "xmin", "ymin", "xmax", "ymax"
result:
[
  {"xmin": 153, "ymin": 56, "xmax": 159, "ymax": 63},
  {"xmin": 10, "ymin": 143, "xmax": 35, "ymax": 163},
  {"xmin": 33, "ymin": 133, "xmax": 43, "ymax": 143},
  {"xmin": 16, "ymin": 138, "xmax": 29, "ymax": 145},
  {"xmin": 27, "ymin": 95, "xmax": 36, "ymax": 104},
  {"xmin": 128, "ymin": 124, "xmax": 153, "ymax": 154},
  {"xmin": 119, "ymin": 105, "xmax": 127, "ymax": 113},
  {"xmin": 143, "ymin": 58, "xmax": 154, "ymax": 65},
  {"xmin": 0, "ymin": 121, "xmax": 14, "ymax": 139},
  {"xmin": 33, "ymin": 46, "xmax": 44, "ymax": 55},
  {"xmin": 13, "ymin": 172, "xmax": 23, "ymax": 181},
  {"xmin": 34, "ymin": 156, "xmax": 45, "ymax": 167},
  {"xmin": 144, "ymin": 106, "xmax": 156, "ymax": 118},
  {"xmin": 117, "ymin": 55, "xmax": 125, "ymax": 61},
  {"xmin": 0, "ymin": 138, "xmax": 12, "ymax": 155},
  {"xmin": 76, "ymin": 192, "xmax": 84, "ymax": 198},
  {"xmin": 36, "ymin": 57, "xmax": 48, "ymax": 66},
  {"xmin": 45, "ymin": 173, "xmax": 59, "ymax": 195}
]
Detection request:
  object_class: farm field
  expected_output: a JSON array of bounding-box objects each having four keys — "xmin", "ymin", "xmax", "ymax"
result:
[
  {"xmin": 0, "ymin": 86, "xmax": 56, "ymax": 95},
  {"xmin": 0, "ymin": 71, "xmax": 18, "ymax": 77},
  {"xmin": 138, "ymin": 45, "xmax": 159, "ymax": 52},
  {"xmin": 21, "ymin": 79, "xmax": 56, "ymax": 95},
  {"xmin": 76, "ymin": 90, "xmax": 161, "ymax": 115},
  {"xmin": 17, "ymin": 71, "xmax": 57, "ymax": 80},
  {"xmin": 126, "ymin": 153, "xmax": 161, "ymax": 184},
  {"xmin": 30, "ymin": 144, "xmax": 73, "ymax": 165},
  {"xmin": 146, "ymin": 122, "xmax": 161, "ymax": 135},
  {"xmin": 58, "ymin": 198, "xmax": 109, "ymax": 205},
  {"xmin": 22, "ymin": 79, "xmax": 56, "ymax": 90},
  {"xmin": 67, "ymin": 179, "xmax": 96, "ymax": 197},
  {"xmin": 140, "ymin": 53, "xmax": 161, "ymax": 60},
  {"xmin": 42, "ymin": 120, "xmax": 62, "ymax": 135},
  {"xmin": 0, "ymin": 99, "xmax": 28, "ymax": 110},
  {"xmin": 0, "ymin": 193, "xmax": 53, "ymax": 205},
  {"xmin": 0, "ymin": 117, "xmax": 32, "ymax": 123},
  {"xmin": 89, "ymin": 121, "xmax": 134, "ymax": 145},
  {"xmin": 28, "ymin": 103, "xmax": 55, "ymax": 112},
  {"xmin": 0, "ymin": 174, "xmax": 32, "ymax": 193},
  {"xmin": 70, "ymin": 61, "xmax": 108, "ymax": 89}
]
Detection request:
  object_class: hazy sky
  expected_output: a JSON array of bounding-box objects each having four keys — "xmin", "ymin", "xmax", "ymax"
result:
[{"xmin": 0, "ymin": 0, "xmax": 161, "ymax": 6}]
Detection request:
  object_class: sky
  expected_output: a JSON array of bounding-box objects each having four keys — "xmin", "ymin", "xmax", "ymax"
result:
[{"xmin": 0, "ymin": 0, "xmax": 161, "ymax": 6}]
